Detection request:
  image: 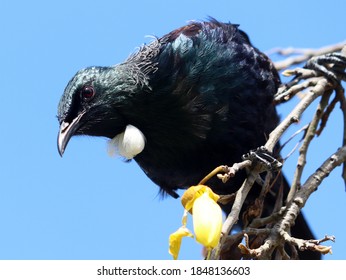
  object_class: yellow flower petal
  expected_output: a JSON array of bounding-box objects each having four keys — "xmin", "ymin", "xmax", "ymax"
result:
[
  {"xmin": 205, "ymin": 187, "xmax": 220, "ymax": 203},
  {"xmin": 182, "ymin": 210, "xmax": 188, "ymax": 227},
  {"xmin": 192, "ymin": 191, "xmax": 222, "ymax": 249},
  {"xmin": 169, "ymin": 227, "xmax": 194, "ymax": 260},
  {"xmin": 181, "ymin": 185, "xmax": 203, "ymax": 211},
  {"xmin": 181, "ymin": 185, "xmax": 219, "ymax": 212}
]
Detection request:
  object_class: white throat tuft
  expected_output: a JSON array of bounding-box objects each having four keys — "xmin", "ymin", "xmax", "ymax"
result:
[{"xmin": 107, "ymin": 124, "xmax": 146, "ymax": 159}]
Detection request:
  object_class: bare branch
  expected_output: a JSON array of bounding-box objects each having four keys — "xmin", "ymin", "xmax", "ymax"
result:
[
  {"xmin": 288, "ymin": 87, "xmax": 334, "ymax": 202},
  {"xmin": 198, "ymin": 161, "xmax": 252, "ymax": 186},
  {"xmin": 207, "ymin": 42, "xmax": 346, "ymax": 260},
  {"xmin": 266, "ymin": 78, "xmax": 331, "ymax": 153},
  {"xmin": 272, "ymin": 41, "xmax": 346, "ymax": 70}
]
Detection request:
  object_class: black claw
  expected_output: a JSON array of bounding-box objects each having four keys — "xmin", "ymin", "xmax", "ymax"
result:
[
  {"xmin": 305, "ymin": 52, "xmax": 346, "ymax": 83},
  {"xmin": 242, "ymin": 146, "xmax": 282, "ymax": 171}
]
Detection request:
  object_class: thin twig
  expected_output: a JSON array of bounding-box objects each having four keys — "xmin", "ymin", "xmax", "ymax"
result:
[
  {"xmin": 338, "ymin": 87, "xmax": 346, "ymax": 186},
  {"xmin": 198, "ymin": 161, "xmax": 253, "ymax": 185},
  {"xmin": 198, "ymin": 165, "xmax": 229, "ymax": 185},
  {"xmin": 266, "ymin": 78, "xmax": 331, "ymax": 153},
  {"xmin": 213, "ymin": 77, "xmax": 336, "ymax": 259},
  {"xmin": 244, "ymin": 145, "xmax": 346, "ymax": 259},
  {"xmin": 208, "ymin": 42, "xmax": 345, "ymax": 260},
  {"xmin": 221, "ymin": 165, "xmax": 261, "ymax": 235},
  {"xmin": 275, "ymin": 76, "xmax": 321, "ymax": 104},
  {"xmin": 276, "ymin": 146, "xmax": 346, "ymax": 257},
  {"xmin": 209, "ymin": 164, "xmax": 262, "ymax": 260},
  {"xmin": 280, "ymin": 124, "xmax": 308, "ymax": 160},
  {"xmin": 217, "ymin": 160, "xmax": 252, "ymax": 183},
  {"xmin": 272, "ymin": 41, "xmax": 346, "ymax": 70},
  {"xmin": 316, "ymin": 94, "xmax": 339, "ymax": 136},
  {"xmin": 280, "ymin": 231, "xmax": 334, "ymax": 255},
  {"xmin": 287, "ymin": 87, "xmax": 333, "ymax": 202}
]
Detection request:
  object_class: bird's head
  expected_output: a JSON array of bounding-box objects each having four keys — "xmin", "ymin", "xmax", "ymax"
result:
[{"xmin": 57, "ymin": 66, "xmax": 145, "ymax": 158}]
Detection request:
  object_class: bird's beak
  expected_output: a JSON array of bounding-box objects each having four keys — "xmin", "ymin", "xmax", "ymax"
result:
[{"xmin": 57, "ymin": 113, "xmax": 84, "ymax": 157}]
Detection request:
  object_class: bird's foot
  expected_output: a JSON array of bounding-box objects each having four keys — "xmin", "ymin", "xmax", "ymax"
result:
[
  {"xmin": 305, "ymin": 52, "xmax": 346, "ymax": 83},
  {"xmin": 242, "ymin": 146, "xmax": 282, "ymax": 171}
]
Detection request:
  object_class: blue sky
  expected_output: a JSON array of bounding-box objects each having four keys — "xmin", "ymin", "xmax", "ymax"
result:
[{"xmin": 1, "ymin": 0, "xmax": 345, "ymax": 260}]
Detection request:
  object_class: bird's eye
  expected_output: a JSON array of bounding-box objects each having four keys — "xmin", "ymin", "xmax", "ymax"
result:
[{"xmin": 81, "ymin": 85, "xmax": 95, "ymax": 101}]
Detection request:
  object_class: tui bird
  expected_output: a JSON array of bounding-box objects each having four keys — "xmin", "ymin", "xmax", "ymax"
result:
[{"xmin": 57, "ymin": 19, "xmax": 319, "ymax": 259}]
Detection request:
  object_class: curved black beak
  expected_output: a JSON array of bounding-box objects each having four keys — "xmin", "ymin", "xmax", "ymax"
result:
[{"xmin": 57, "ymin": 113, "xmax": 84, "ymax": 156}]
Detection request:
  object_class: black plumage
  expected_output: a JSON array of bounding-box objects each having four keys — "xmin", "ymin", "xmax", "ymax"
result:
[{"xmin": 57, "ymin": 19, "xmax": 319, "ymax": 259}]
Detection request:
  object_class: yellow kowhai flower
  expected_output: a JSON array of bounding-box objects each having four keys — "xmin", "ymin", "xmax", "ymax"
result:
[
  {"xmin": 192, "ymin": 189, "xmax": 222, "ymax": 249},
  {"xmin": 169, "ymin": 185, "xmax": 223, "ymax": 259},
  {"xmin": 169, "ymin": 226, "xmax": 193, "ymax": 260}
]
